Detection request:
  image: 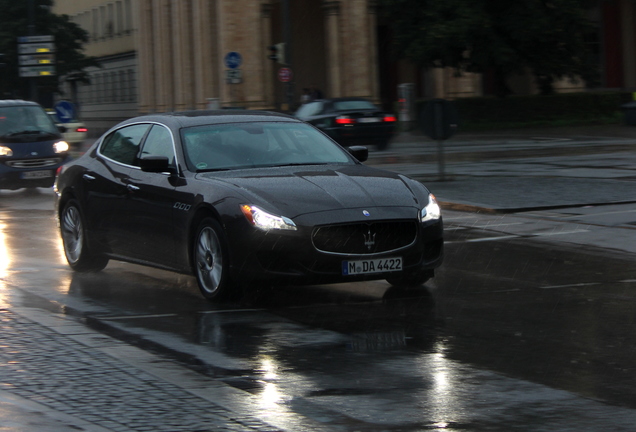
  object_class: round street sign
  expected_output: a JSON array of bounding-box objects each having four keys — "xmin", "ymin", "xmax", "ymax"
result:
[
  {"xmin": 278, "ymin": 67, "xmax": 293, "ymax": 82},
  {"xmin": 224, "ymin": 52, "xmax": 242, "ymax": 70},
  {"xmin": 54, "ymin": 100, "xmax": 76, "ymax": 123}
]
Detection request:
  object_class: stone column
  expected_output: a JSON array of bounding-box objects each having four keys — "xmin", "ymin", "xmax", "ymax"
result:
[
  {"xmin": 172, "ymin": 0, "xmax": 194, "ymax": 110},
  {"xmin": 323, "ymin": 1, "xmax": 342, "ymax": 98},
  {"xmin": 193, "ymin": 0, "xmax": 217, "ymax": 109},
  {"xmin": 344, "ymin": 0, "xmax": 370, "ymax": 97},
  {"xmin": 153, "ymin": 0, "xmax": 173, "ymax": 112},
  {"xmin": 136, "ymin": 0, "xmax": 155, "ymax": 113}
]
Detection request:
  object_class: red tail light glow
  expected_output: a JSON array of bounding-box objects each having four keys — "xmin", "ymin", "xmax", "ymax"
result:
[
  {"xmin": 76, "ymin": 127, "xmax": 88, "ymax": 133},
  {"xmin": 335, "ymin": 116, "xmax": 355, "ymax": 125},
  {"xmin": 384, "ymin": 115, "xmax": 397, "ymax": 122}
]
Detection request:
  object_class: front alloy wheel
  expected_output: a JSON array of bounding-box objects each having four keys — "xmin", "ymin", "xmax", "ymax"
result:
[
  {"xmin": 60, "ymin": 199, "xmax": 109, "ymax": 272},
  {"xmin": 194, "ymin": 218, "xmax": 234, "ymax": 301}
]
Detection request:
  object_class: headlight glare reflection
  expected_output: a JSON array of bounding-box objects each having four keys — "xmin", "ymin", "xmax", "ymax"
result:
[
  {"xmin": 53, "ymin": 141, "xmax": 70, "ymax": 153},
  {"xmin": 421, "ymin": 193, "xmax": 441, "ymax": 222},
  {"xmin": 241, "ymin": 205, "xmax": 297, "ymax": 231}
]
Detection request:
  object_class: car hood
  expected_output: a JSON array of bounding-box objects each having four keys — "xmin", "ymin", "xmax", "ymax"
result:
[{"xmin": 199, "ymin": 164, "xmax": 427, "ymax": 218}]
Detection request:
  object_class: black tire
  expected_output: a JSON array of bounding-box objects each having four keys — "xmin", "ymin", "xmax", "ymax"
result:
[
  {"xmin": 193, "ymin": 217, "xmax": 236, "ymax": 301},
  {"xmin": 386, "ymin": 270, "xmax": 433, "ymax": 288},
  {"xmin": 60, "ymin": 199, "xmax": 109, "ymax": 272}
]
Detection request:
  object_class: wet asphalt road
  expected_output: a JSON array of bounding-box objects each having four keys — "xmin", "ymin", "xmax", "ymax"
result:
[{"xmin": 1, "ymin": 188, "xmax": 636, "ymax": 431}]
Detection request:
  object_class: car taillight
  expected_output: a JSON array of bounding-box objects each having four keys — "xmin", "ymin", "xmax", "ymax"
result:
[
  {"xmin": 383, "ymin": 115, "xmax": 397, "ymax": 122},
  {"xmin": 335, "ymin": 116, "xmax": 355, "ymax": 125},
  {"xmin": 76, "ymin": 127, "xmax": 88, "ymax": 133}
]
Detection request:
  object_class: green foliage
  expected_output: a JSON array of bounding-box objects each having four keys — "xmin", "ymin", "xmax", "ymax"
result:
[
  {"xmin": 415, "ymin": 92, "xmax": 632, "ymax": 130},
  {"xmin": 0, "ymin": 0, "xmax": 98, "ymax": 100},
  {"xmin": 378, "ymin": 0, "xmax": 599, "ymax": 95}
]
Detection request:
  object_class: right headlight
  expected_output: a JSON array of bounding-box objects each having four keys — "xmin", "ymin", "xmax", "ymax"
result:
[
  {"xmin": 420, "ymin": 193, "xmax": 441, "ymax": 222},
  {"xmin": 0, "ymin": 146, "xmax": 13, "ymax": 157}
]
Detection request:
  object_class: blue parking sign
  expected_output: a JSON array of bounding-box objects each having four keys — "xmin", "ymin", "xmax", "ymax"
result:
[
  {"xmin": 224, "ymin": 52, "xmax": 242, "ymax": 70},
  {"xmin": 54, "ymin": 100, "xmax": 76, "ymax": 123}
]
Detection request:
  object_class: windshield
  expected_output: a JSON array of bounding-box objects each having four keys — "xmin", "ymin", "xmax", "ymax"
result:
[
  {"xmin": 0, "ymin": 105, "xmax": 59, "ymax": 137},
  {"xmin": 181, "ymin": 122, "xmax": 353, "ymax": 172}
]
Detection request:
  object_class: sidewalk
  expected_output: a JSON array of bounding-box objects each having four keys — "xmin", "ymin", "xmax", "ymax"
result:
[
  {"xmin": 366, "ymin": 124, "xmax": 636, "ymax": 212},
  {"xmin": 0, "ymin": 306, "xmax": 290, "ymax": 432}
]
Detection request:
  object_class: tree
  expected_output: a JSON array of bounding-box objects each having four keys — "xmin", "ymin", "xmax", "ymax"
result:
[
  {"xmin": 377, "ymin": 0, "xmax": 599, "ymax": 96},
  {"xmin": 0, "ymin": 0, "xmax": 98, "ymax": 102}
]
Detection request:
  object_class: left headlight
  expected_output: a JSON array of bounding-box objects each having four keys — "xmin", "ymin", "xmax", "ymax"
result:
[
  {"xmin": 420, "ymin": 193, "xmax": 441, "ymax": 222},
  {"xmin": 0, "ymin": 146, "xmax": 13, "ymax": 157},
  {"xmin": 53, "ymin": 141, "xmax": 70, "ymax": 153},
  {"xmin": 241, "ymin": 204, "xmax": 297, "ymax": 231}
]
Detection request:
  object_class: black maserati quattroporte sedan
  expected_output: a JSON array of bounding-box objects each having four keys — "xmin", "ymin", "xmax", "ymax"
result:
[{"xmin": 55, "ymin": 110, "xmax": 443, "ymax": 301}]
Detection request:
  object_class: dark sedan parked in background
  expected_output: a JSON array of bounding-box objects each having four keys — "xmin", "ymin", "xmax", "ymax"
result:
[
  {"xmin": 1, "ymin": 100, "xmax": 71, "ymax": 189},
  {"xmin": 55, "ymin": 110, "xmax": 442, "ymax": 301},
  {"xmin": 295, "ymin": 97, "xmax": 397, "ymax": 150}
]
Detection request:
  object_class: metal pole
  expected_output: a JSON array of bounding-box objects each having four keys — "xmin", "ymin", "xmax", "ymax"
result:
[
  {"xmin": 437, "ymin": 140, "xmax": 445, "ymax": 182},
  {"xmin": 434, "ymin": 104, "xmax": 446, "ymax": 181},
  {"xmin": 28, "ymin": 0, "xmax": 37, "ymax": 101}
]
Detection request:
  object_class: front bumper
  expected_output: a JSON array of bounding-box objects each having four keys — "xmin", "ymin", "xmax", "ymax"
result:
[
  {"xmin": 0, "ymin": 155, "xmax": 71, "ymax": 190},
  {"xmin": 227, "ymin": 215, "xmax": 443, "ymax": 285}
]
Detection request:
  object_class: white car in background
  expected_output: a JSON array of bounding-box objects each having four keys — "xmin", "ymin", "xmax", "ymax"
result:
[{"xmin": 47, "ymin": 111, "xmax": 88, "ymax": 146}]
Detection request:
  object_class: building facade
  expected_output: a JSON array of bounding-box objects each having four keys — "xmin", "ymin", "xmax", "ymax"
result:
[{"xmin": 52, "ymin": 0, "xmax": 636, "ymax": 135}]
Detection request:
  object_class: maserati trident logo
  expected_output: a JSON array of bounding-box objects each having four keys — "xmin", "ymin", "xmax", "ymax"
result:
[{"xmin": 363, "ymin": 228, "xmax": 376, "ymax": 251}]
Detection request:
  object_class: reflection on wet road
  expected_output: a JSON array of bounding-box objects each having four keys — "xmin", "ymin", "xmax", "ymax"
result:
[{"xmin": 3, "ymin": 189, "xmax": 636, "ymax": 430}]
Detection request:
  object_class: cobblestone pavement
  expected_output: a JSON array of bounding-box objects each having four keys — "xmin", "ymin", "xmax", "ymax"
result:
[{"xmin": 0, "ymin": 308, "xmax": 281, "ymax": 432}]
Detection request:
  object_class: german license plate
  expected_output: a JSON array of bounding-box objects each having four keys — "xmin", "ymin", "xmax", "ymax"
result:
[
  {"xmin": 342, "ymin": 257, "xmax": 402, "ymax": 275},
  {"xmin": 357, "ymin": 117, "xmax": 381, "ymax": 123},
  {"xmin": 21, "ymin": 170, "xmax": 53, "ymax": 179}
]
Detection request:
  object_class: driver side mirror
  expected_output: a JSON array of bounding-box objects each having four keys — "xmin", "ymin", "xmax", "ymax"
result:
[{"xmin": 139, "ymin": 156, "xmax": 176, "ymax": 174}]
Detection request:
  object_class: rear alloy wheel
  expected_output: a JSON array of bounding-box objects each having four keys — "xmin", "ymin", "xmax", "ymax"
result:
[
  {"xmin": 386, "ymin": 270, "xmax": 433, "ymax": 288},
  {"xmin": 60, "ymin": 199, "xmax": 109, "ymax": 272},
  {"xmin": 193, "ymin": 217, "xmax": 235, "ymax": 301}
]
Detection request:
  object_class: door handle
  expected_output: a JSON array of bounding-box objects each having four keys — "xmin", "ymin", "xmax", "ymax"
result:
[
  {"xmin": 82, "ymin": 174, "xmax": 96, "ymax": 181},
  {"xmin": 126, "ymin": 184, "xmax": 140, "ymax": 192}
]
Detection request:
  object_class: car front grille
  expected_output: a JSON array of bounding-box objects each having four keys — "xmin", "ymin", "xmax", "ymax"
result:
[
  {"xmin": 312, "ymin": 221, "xmax": 417, "ymax": 255},
  {"xmin": 5, "ymin": 158, "xmax": 61, "ymax": 168}
]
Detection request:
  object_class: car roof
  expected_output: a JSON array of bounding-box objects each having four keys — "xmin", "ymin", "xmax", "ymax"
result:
[
  {"xmin": 127, "ymin": 110, "xmax": 300, "ymax": 128},
  {"xmin": 0, "ymin": 99, "xmax": 42, "ymax": 108}
]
